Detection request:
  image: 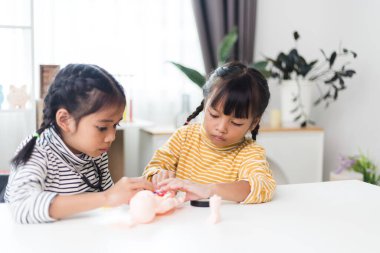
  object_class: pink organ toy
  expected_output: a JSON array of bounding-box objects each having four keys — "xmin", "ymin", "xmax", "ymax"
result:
[{"xmin": 128, "ymin": 190, "xmax": 185, "ymax": 225}]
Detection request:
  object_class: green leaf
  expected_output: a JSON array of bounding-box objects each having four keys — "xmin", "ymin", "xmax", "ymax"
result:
[
  {"xmin": 218, "ymin": 27, "xmax": 238, "ymax": 64},
  {"xmin": 342, "ymin": 70, "xmax": 356, "ymax": 77},
  {"xmin": 333, "ymin": 85, "xmax": 338, "ymax": 100},
  {"xmin": 290, "ymin": 106, "xmax": 298, "ymax": 113},
  {"xmin": 313, "ymin": 98, "xmax": 322, "ymax": 106},
  {"xmin": 250, "ymin": 62, "xmax": 271, "ymax": 78},
  {"xmin": 323, "ymin": 92, "xmax": 331, "ymax": 99},
  {"xmin": 293, "ymin": 31, "xmax": 300, "ymax": 41},
  {"xmin": 320, "ymin": 49, "xmax": 328, "ymax": 60},
  {"xmin": 324, "ymin": 73, "xmax": 338, "ymax": 84},
  {"xmin": 169, "ymin": 61, "xmax": 206, "ymax": 88},
  {"xmin": 294, "ymin": 114, "xmax": 302, "ymax": 121},
  {"xmin": 329, "ymin": 51, "xmax": 337, "ymax": 68},
  {"xmin": 251, "ymin": 61, "xmax": 268, "ymax": 70}
]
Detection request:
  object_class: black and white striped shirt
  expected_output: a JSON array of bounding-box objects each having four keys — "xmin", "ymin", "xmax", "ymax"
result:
[{"xmin": 5, "ymin": 127, "xmax": 113, "ymax": 224}]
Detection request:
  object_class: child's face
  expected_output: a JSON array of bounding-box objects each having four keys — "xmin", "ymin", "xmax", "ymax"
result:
[
  {"xmin": 63, "ymin": 104, "xmax": 124, "ymax": 157},
  {"xmin": 203, "ymin": 100, "xmax": 255, "ymax": 148}
]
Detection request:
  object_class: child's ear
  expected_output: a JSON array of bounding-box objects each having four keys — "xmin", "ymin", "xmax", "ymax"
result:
[
  {"xmin": 56, "ymin": 108, "xmax": 75, "ymax": 133},
  {"xmin": 250, "ymin": 117, "xmax": 261, "ymax": 131}
]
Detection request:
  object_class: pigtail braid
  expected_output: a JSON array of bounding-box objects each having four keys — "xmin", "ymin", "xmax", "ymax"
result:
[
  {"xmin": 184, "ymin": 100, "xmax": 204, "ymax": 126},
  {"xmin": 10, "ymin": 123, "xmax": 49, "ymax": 167},
  {"xmin": 251, "ymin": 124, "xmax": 260, "ymax": 141},
  {"xmin": 11, "ymin": 91, "xmax": 56, "ymax": 167}
]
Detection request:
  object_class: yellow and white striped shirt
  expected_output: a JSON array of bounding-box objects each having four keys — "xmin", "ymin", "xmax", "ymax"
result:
[{"xmin": 143, "ymin": 123, "xmax": 276, "ymax": 204}]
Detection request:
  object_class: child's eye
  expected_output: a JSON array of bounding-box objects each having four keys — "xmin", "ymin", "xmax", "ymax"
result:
[
  {"xmin": 96, "ymin": 126, "xmax": 108, "ymax": 132},
  {"xmin": 231, "ymin": 121, "xmax": 244, "ymax": 126},
  {"xmin": 209, "ymin": 112, "xmax": 219, "ymax": 118}
]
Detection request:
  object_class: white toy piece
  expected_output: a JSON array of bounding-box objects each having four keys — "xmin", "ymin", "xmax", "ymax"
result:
[
  {"xmin": 7, "ymin": 85, "xmax": 29, "ymax": 109},
  {"xmin": 128, "ymin": 190, "xmax": 184, "ymax": 225},
  {"xmin": 208, "ymin": 195, "xmax": 222, "ymax": 224}
]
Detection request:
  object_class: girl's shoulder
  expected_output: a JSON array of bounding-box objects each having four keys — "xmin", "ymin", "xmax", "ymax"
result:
[
  {"xmin": 174, "ymin": 123, "xmax": 201, "ymax": 140},
  {"xmin": 238, "ymin": 138, "xmax": 266, "ymax": 155}
]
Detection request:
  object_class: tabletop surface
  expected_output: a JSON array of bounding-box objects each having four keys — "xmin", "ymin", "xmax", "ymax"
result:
[{"xmin": 1, "ymin": 180, "xmax": 379, "ymax": 253}]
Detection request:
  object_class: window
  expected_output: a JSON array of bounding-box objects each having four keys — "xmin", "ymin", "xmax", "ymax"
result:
[
  {"xmin": 34, "ymin": 0, "xmax": 204, "ymax": 125},
  {"xmin": 0, "ymin": 0, "xmax": 33, "ymax": 110},
  {"xmin": 0, "ymin": 0, "xmax": 34, "ymax": 170}
]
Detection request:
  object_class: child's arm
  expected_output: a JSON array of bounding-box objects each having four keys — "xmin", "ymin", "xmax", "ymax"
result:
[
  {"xmin": 6, "ymin": 154, "xmax": 153, "ymax": 223},
  {"xmin": 158, "ymin": 178, "xmax": 250, "ymax": 202},
  {"xmin": 158, "ymin": 144, "xmax": 276, "ymax": 204},
  {"xmin": 237, "ymin": 144, "xmax": 276, "ymax": 204},
  {"xmin": 143, "ymin": 127, "xmax": 185, "ymax": 182},
  {"xmin": 49, "ymin": 177, "xmax": 154, "ymax": 220}
]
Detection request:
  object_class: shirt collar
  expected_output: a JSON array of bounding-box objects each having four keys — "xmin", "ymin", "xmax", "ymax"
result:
[{"xmin": 42, "ymin": 127, "xmax": 104, "ymax": 166}]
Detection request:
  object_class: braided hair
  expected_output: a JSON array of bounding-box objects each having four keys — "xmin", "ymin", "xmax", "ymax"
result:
[
  {"xmin": 11, "ymin": 64, "xmax": 126, "ymax": 167},
  {"xmin": 185, "ymin": 62, "xmax": 270, "ymax": 140}
]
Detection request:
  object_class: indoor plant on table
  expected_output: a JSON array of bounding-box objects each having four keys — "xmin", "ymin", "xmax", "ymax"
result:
[{"xmin": 254, "ymin": 31, "xmax": 357, "ymax": 127}]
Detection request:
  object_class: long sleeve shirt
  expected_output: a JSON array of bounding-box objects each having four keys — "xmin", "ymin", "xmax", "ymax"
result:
[
  {"xmin": 5, "ymin": 127, "xmax": 113, "ymax": 224},
  {"xmin": 143, "ymin": 123, "xmax": 276, "ymax": 204}
]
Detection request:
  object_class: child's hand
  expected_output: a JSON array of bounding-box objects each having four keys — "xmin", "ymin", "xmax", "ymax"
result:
[
  {"xmin": 152, "ymin": 169, "xmax": 175, "ymax": 189},
  {"xmin": 157, "ymin": 178, "xmax": 212, "ymax": 201},
  {"xmin": 104, "ymin": 177, "xmax": 154, "ymax": 207}
]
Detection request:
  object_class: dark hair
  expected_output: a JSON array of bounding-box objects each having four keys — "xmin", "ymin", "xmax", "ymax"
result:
[
  {"xmin": 185, "ymin": 62, "xmax": 270, "ymax": 140},
  {"xmin": 11, "ymin": 64, "xmax": 126, "ymax": 167}
]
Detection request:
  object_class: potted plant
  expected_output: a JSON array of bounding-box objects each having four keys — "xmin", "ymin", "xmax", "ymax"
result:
[
  {"xmin": 332, "ymin": 153, "xmax": 380, "ymax": 185},
  {"xmin": 169, "ymin": 28, "xmax": 238, "ymax": 127},
  {"xmin": 253, "ymin": 31, "xmax": 357, "ymax": 127},
  {"xmin": 169, "ymin": 27, "xmax": 238, "ymax": 89}
]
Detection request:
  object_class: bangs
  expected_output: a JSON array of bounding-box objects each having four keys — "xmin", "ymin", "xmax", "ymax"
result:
[{"xmin": 210, "ymin": 77, "xmax": 255, "ymax": 119}]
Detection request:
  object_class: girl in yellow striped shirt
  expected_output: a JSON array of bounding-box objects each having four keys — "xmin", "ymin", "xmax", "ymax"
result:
[{"xmin": 143, "ymin": 62, "xmax": 276, "ymax": 204}]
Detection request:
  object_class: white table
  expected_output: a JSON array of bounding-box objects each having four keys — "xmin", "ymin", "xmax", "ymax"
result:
[{"xmin": 1, "ymin": 180, "xmax": 379, "ymax": 253}]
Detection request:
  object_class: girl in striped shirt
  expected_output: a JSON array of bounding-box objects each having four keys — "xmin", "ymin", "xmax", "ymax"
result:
[
  {"xmin": 5, "ymin": 64, "xmax": 153, "ymax": 224},
  {"xmin": 144, "ymin": 62, "xmax": 276, "ymax": 204}
]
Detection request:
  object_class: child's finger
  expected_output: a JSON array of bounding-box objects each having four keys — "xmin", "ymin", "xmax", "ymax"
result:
[
  {"xmin": 158, "ymin": 170, "xmax": 166, "ymax": 181},
  {"xmin": 159, "ymin": 179, "xmax": 184, "ymax": 191},
  {"xmin": 152, "ymin": 175, "xmax": 158, "ymax": 187},
  {"xmin": 126, "ymin": 178, "xmax": 154, "ymax": 191},
  {"xmin": 157, "ymin": 177, "xmax": 176, "ymax": 188}
]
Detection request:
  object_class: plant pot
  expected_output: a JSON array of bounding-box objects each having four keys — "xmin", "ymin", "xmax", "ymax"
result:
[{"xmin": 280, "ymin": 79, "xmax": 313, "ymax": 128}]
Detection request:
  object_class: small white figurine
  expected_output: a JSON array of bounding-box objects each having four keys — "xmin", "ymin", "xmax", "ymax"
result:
[
  {"xmin": 208, "ymin": 195, "xmax": 222, "ymax": 224},
  {"xmin": 7, "ymin": 85, "xmax": 29, "ymax": 109},
  {"xmin": 128, "ymin": 190, "xmax": 185, "ymax": 225}
]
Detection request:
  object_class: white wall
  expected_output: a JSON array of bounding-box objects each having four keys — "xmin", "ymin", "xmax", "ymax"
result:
[{"xmin": 254, "ymin": 0, "xmax": 380, "ymax": 179}]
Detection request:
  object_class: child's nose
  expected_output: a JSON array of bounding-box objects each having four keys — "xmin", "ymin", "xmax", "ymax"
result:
[
  {"xmin": 105, "ymin": 129, "xmax": 116, "ymax": 143},
  {"xmin": 216, "ymin": 120, "xmax": 228, "ymax": 134}
]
